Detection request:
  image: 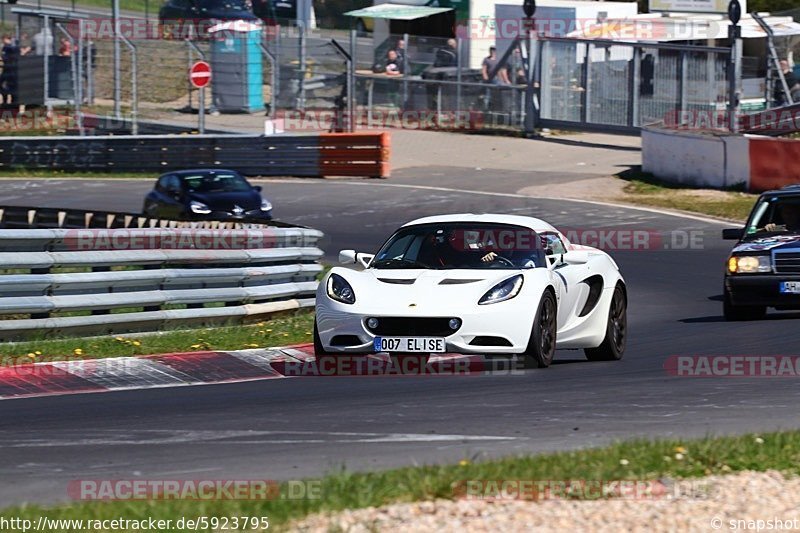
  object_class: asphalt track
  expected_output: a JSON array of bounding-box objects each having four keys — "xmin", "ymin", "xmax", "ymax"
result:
[{"xmin": 1, "ymin": 177, "xmax": 800, "ymax": 507}]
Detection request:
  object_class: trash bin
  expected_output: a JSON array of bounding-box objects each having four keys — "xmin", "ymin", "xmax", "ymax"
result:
[{"xmin": 209, "ymin": 21, "xmax": 265, "ymax": 113}]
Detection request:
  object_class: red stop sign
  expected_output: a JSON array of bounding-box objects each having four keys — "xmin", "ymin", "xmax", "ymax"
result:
[{"xmin": 190, "ymin": 61, "xmax": 212, "ymax": 89}]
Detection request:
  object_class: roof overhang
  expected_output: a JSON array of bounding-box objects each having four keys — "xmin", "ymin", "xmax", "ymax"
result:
[{"xmin": 345, "ymin": 4, "xmax": 453, "ymax": 21}]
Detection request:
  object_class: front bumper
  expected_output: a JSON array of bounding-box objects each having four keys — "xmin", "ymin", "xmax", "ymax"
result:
[
  {"xmin": 725, "ymin": 274, "xmax": 800, "ymax": 308},
  {"xmin": 316, "ymin": 307, "xmax": 536, "ymax": 355},
  {"xmin": 192, "ymin": 209, "xmax": 272, "ymax": 221}
]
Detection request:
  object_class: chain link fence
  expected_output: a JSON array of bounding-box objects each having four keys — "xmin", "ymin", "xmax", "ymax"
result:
[{"xmin": 0, "ymin": 10, "xmax": 735, "ymax": 136}]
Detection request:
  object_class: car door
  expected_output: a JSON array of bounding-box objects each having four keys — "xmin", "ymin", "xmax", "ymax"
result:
[
  {"xmin": 542, "ymin": 232, "xmax": 590, "ymax": 328},
  {"xmin": 155, "ymin": 174, "xmax": 184, "ymax": 219}
]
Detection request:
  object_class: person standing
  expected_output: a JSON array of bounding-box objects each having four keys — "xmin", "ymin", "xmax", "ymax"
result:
[
  {"xmin": 774, "ymin": 59, "xmax": 799, "ymax": 106},
  {"xmin": 482, "ymin": 46, "xmax": 510, "ymax": 85},
  {"xmin": 0, "ymin": 35, "xmax": 20, "ymax": 106}
]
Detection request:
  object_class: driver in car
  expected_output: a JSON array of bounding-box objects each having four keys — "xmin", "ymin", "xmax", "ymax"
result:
[{"xmin": 762, "ymin": 203, "xmax": 800, "ymax": 233}]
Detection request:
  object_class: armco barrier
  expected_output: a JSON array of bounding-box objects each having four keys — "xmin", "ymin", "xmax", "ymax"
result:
[
  {"xmin": 0, "ymin": 132, "xmax": 390, "ymax": 178},
  {"xmin": 0, "ymin": 227, "xmax": 323, "ymax": 340},
  {"xmin": 642, "ymin": 126, "xmax": 800, "ymax": 193},
  {"xmin": 0, "ymin": 205, "xmax": 303, "ymax": 230}
]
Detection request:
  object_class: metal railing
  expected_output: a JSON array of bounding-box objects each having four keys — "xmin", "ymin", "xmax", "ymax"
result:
[{"xmin": 0, "ymin": 225, "xmax": 323, "ymax": 340}]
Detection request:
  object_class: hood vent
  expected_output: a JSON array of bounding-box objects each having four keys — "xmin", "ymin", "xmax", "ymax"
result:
[
  {"xmin": 439, "ymin": 278, "xmax": 483, "ymax": 285},
  {"xmin": 377, "ymin": 278, "xmax": 415, "ymax": 285}
]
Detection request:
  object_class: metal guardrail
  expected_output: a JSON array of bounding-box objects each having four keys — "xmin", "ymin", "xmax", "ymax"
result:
[
  {"xmin": 0, "ymin": 226, "xmax": 324, "ymax": 340},
  {"xmin": 0, "ymin": 206, "xmax": 305, "ymax": 229},
  {"xmin": 0, "ymin": 132, "xmax": 391, "ymax": 178}
]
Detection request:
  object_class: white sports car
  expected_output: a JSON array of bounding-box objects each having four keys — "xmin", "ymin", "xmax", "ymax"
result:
[{"xmin": 314, "ymin": 214, "xmax": 627, "ymax": 367}]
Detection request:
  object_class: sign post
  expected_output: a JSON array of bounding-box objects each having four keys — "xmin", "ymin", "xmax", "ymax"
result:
[
  {"xmin": 727, "ymin": 0, "xmax": 741, "ymax": 133},
  {"xmin": 523, "ymin": 0, "xmax": 537, "ymax": 136},
  {"xmin": 190, "ymin": 61, "xmax": 212, "ymax": 134}
]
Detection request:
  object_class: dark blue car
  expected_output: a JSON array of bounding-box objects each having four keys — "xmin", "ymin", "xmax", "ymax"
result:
[{"xmin": 143, "ymin": 169, "xmax": 273, "ymax": 221}]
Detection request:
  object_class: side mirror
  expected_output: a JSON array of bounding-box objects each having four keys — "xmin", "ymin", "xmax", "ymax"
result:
[
  {"xmin": 253, "ymin": 185, "xmax": 263, "ymax": 192},
  {"xmin": 722, "ymin": 228, "xmax": 744, "ymax": 240},
  {"xmin": 339, "ymin": 249, "xmax": 356, "ymax": 264},
  {"xmin": 562, "ymin": 250, "xmax": 589, "ymax": 265}
]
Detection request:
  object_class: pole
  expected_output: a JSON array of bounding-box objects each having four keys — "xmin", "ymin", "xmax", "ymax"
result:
[
  {"xmin": 524, "ymin": 22, "xmax": 536, "ymax": 135},
  {"xmin": 199, "ymin": 86, "xmax": 205, "ymax": 133},
  {"xmin": 113, "ymin": 0, "xmax": 121, "ymax": 119},
  {"xmin": 349, "ymin": 29, "xmax": 356, "ymax": 132},
  {"xmin": 728, "ymin": 24, "xmax": 740, "ymax": 132},
  {"xmin": 43, "ymin": 15, "xmax": 50, "ymax": 106}
]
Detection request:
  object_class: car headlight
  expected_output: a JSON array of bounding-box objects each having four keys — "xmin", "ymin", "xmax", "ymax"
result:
[
  {"xmin": 479, "ymin": 274, "xmax": 524, "ymax": 305},
  {"xmin": 260, "ymin": 198, "xmax": 273, "ymax": 212},
  {"xmin": 727, "ymin": 255, "xmax": 771, "ymax": 274},
  {"xmin": 189, "ymin": 200, "xmax": 211, "ymax": 215},
  {"xmin": 327, "ymin": 273, "xmax": 355, "ymax": 304}
]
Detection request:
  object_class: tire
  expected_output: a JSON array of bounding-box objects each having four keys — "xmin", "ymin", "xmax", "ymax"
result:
[
  {"xmin": 313, "ymin": 320, "xmax": 330, "ymax": 356},
  {"xmin": 522, "ymin": 290, "xmax": 557, "ymax": 368},
  {"xmin": 723, "ymin": 291, "xmax": 766, "ymax": 321},
  {"xmin": 585, "ymin": 284, "xmax": 627, "ymax": 362}
]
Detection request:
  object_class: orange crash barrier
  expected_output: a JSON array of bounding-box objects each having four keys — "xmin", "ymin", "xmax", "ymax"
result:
[{"xmin": 318, "ymin": 132, "xmax": 390, "ymax": 179}]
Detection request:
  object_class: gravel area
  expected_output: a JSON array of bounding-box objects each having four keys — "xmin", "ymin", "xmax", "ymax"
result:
[{"xmin": 290, "ymin": 471, "xmax": 800, "ymax": 532}]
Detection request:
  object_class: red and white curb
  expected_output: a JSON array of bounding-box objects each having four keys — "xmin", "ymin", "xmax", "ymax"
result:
[{"xmin": 0, "ymin": 345, "xmax": 499, "ymax": 401}]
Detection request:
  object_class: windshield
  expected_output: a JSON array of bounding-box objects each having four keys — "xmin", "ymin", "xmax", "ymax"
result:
[
  {"xmin": 198, "ymin": 0, "xmax": 249, "ymax": 11},
  {"xmin": 371, "ymin": 223, "xmax": 546, "ymax": 270},
  {"xmin": 745, "ymin": 196, "xmax": 800, "ymax": 238},
  {"xmin": 182, "ymin": 172, "xmax": 251, "ymax": 193}
]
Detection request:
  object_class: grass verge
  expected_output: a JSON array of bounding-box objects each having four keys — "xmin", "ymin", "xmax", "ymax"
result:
[
  {"xmin": 2, "ymin": 430, "xmax": 799, "ymax": 531},
  {"xmin": 0, "ymin": 311, "xmax": 314, "ymax": 366},
  {"xmin": 616, "ymin": 170, "xmax": 757, "ymax": 222}
]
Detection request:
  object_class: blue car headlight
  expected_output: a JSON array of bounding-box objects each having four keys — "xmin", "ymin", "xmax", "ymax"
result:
[
  {"xmin": 260, "ymin": 198, "xmax": 272, "ymax": 212},
  {"xmin": 327, "ymin": 273, "xmax": 355, "ymax": 304},
  {"xmin": 189, "ymin": 200, "xmax": 211, "ymax": 215},
  {"xmin": 479, "ymin": 275, "xmax": 524, "ymax": 305}
]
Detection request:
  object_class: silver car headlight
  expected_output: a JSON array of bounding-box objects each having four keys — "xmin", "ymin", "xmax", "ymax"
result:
[
  {"xmin": 260, "ymin": 198, "xmax": 273, "ymax": 212},
  {"xmin": 327, "ymin": 273, "xmax": 355, "ymax": 304},
  {"xmin": 479, "ymin": 274, "xmax": 524, "ymax": 305},
  {"xmin": 727, "ymin": 255, "xmax": 771, "ymax": 274}
]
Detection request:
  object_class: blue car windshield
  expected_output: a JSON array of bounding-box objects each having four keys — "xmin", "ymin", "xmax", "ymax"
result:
[
  {"xmin": 181, "ymin": 173, "xmax": 251, "ymax": 193},
  {"xmin": 198, "ymin": 0, "xmax": 249, "ymax": 11},
  {"xmin": 371, "ymin": 223, "xmax": 546, "ymax": 270}
]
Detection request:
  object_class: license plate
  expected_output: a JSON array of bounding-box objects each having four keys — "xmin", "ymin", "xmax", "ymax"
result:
[
  {"xmin": 780, "ymin": 281, "xmax": 800, "ymax": 294},
  {"xmin": 373, "ymin": 337, "xmax": 445, "ymax": 353}
]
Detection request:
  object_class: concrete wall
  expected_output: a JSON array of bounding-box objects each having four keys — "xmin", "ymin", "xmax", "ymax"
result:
[{"xmin": 642, "ymin": 127, "xmax": 749, "ymax": 189}]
